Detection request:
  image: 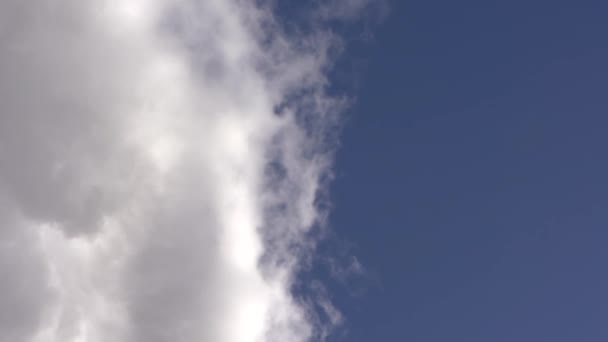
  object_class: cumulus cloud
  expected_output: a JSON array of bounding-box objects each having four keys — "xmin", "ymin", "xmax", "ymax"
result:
[{"xmin": 0, "ymin": 1, "xmax": 375, "ymax": 341}]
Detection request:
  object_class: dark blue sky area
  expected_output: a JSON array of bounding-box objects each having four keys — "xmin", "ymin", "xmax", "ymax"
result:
[{"xmin": 329, "ymin": 0, "xmax": 608, "ymax": 341}]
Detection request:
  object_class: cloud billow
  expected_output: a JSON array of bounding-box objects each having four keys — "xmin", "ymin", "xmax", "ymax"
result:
[{"xmin": 0, "ymin": 1, "xmax": 372, "ymax": 341}]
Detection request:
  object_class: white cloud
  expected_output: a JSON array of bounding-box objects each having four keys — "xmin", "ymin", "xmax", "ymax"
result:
[{"xmin": 0, "ymin": 1, "xmax": 372, "ymax": 341}]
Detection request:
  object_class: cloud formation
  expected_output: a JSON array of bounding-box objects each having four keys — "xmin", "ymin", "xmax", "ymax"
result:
[{"xmin": 0, "ymin": 1, "xmax": 371, "ymax": 341}]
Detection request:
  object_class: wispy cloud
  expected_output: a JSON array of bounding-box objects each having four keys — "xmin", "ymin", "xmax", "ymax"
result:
[{"xmin": 0, "ymin": 1, "xmax": 376, "ymax": 341}]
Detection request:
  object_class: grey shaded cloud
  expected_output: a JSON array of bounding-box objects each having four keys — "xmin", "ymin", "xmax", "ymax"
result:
[{"xmin": 0, "ymin": 1, "xmax": 376, "ymax": 341}]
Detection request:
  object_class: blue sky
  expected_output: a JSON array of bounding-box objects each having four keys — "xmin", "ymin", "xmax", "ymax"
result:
[
  {"xmin": 328, "ymin": 0, "xmax": 608, "ymax": 340},
  {"xmin": 2, "ymin": 1, "xmax": 607, "ymax": 341}
]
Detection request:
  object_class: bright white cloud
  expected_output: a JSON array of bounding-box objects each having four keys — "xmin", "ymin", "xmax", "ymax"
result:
[{"xmin": 0, "ymin": 1, "xmax": 373, "ymax": 341}]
